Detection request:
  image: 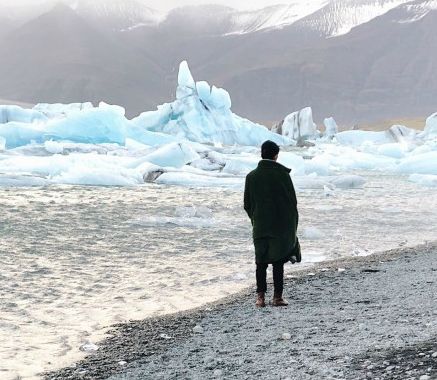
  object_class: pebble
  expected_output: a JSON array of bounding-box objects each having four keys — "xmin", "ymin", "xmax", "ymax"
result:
[
  {"xmin": 338, "ymin": 268, "xmax": 346, "ymax": 272},
  {"xmin": 213, "ymin": 369, "xmax": 223, "ymax": 376},
  {"xmin": 79, "ymin": 342, "xmax": 99, "ymax": 352},
  {"xmin": 432, "ymin": 352, "xmax": 437, "ymax": 358},
  {"xmin": 118, "ymin": 361, "xmax": 127, "ymax": 366},
  {"xmin": 419, "ymin": 375, "xmax": 430, "ymax": 380},
  {"xmin": 193, "ymin": 325, "xmax": 204, "ymax": 334},
  {"xmin": 281, "ymin": 333, "xmax": 292, "ymax": 340}
]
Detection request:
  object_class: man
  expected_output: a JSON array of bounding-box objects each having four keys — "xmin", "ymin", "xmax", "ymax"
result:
[{"xmin": 244, "ymin": 140, "xmax": 299, "ymax": 307}]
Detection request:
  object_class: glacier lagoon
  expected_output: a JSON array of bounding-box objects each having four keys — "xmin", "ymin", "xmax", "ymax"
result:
[
  {"xmin": 1, "ymin": 61, "xmax": 437, "ymax": 378},
  {"xmin": 1, "ymin": 177, "xmax": 437, "ymax": 379}
]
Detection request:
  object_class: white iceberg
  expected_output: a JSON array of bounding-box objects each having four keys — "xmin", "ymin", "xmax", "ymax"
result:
[
  {"xmin": 323, "ymin": 117, "xmax": 338, "ymax": 138},
  {"xmin": 424, "ymin": 112, "xmax": 437, "ymax": 136},
  {"xmin": 33, "ymin": 102, "xmax": 94, "ymax": 118},
  {"xmin": 132, "ymin": 61, "xmax": 289, "ymax": 147},
  {"xmin": 0, "ymin": 105, "xmax": 47, "ymax": 124},
  {"xmin": 274, "ymin": 107, "xmax": 318, "ymax": 141}
]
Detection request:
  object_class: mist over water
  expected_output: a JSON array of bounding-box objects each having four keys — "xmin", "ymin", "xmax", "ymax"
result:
[{"xmin": 1, "ymin": 174, "xmax": 436, "ymax": 379}]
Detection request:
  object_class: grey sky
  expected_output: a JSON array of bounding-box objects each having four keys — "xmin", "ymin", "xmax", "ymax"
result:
[
  {"xmin": 4, "ymin": 0, "xmax": 295, "ymax": 12},
  {"xmin": 144, "ymin": 0, "xmax": 291, "ymax": 11}
]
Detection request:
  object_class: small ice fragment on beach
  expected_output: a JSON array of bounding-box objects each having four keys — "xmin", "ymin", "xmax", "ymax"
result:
[
  {"xmin": 79, "ymin": 342, "xmax": 99, "ymax": 352},
  {"xmin": 281, "ymin": 333, "xmax": 292, "ymax": 340},
  {"xmin": 118, "ymin": 361, "xmax": 127, "ymax": 366},
  {"xmin": 338, "ymin": 268, "xmax": 346, "ymax": 272},
  {"xmin": 159, "ymin": 333, "xmax": 172, "ymax": 340},
  {"xmin": 193, "ymin": 325, "xmax": 204, "ymax": 334},
  {"xmin": 307, "ymin": 272, "xmax": 316, "ymax": 276},
  {"xmin": 419, "ymin": 375, "xmax": 430, "ymax": 380},
  {"xmin": 321, "ymin": 268, "xmax": 329, "ymax": 272}
]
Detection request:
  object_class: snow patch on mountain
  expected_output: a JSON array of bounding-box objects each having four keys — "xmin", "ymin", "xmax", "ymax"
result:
[
  {"xmin": 396, "ymin": 0, "xmax": 437, "ymax": 23},
  {"xmin": 227, "ymin": 2, "xmax": 330, "ymax": 35},
  {"xmin": 299, "ymin": 0, "xmax": 411, "ymax": 37}
]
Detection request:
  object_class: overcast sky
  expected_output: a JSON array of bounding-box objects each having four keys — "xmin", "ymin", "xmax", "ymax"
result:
[
  {"xmin": 144, "ymin": 0, "xmax": 290, "ymax": 11},
  {"xmin": 5, "ymin": 0, "xmax": 294, "ymax": 12}
]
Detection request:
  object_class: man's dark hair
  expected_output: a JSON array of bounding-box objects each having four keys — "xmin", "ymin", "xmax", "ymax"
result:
[{"xmin": 261, "ymin": 140, "xmax": 280, "ymax": 160}]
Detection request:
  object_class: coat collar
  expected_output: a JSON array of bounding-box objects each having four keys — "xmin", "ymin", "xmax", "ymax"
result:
[{"xmin": 258, "ymin": 159, "xmax": 291, "ymax": 173}]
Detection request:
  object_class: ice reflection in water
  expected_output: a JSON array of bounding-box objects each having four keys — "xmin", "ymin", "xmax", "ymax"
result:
[{"xmin": 1, "ymin": 174, "xmax": 436, "ymax": 379}]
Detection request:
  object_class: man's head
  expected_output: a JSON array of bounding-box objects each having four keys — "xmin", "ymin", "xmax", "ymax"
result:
[{"xmin": 261, "ymin": 140, "xmax": 280, "ymax": 161}]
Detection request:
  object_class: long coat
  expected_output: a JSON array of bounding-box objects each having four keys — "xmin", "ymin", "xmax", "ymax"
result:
[{"xmin": 244, "ymin": 159, "xmax": 299, "ymax": 264}]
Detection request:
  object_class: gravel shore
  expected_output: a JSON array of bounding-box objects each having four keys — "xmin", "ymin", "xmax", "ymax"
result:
[{"xmin": 45, "ymin": 243, "xmax": 437, "ymax": 380}]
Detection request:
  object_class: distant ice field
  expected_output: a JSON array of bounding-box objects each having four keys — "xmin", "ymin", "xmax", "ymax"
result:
[{"xmin": 1, "ymin": 175, "xmax": 437, "ymax": 379}]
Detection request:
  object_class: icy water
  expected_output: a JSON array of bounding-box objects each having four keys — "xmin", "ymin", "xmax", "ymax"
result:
[{"xmin": 1, "ymin": 174, "xmax": 437, "ymax": 379}]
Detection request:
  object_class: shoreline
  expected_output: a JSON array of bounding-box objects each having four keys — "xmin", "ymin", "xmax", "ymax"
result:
[{"xmin": 45, "ymin": 242, "xmax": 437, "ymax": 380}]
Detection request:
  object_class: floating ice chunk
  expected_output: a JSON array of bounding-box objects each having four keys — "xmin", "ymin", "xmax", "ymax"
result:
[
  {"xmin": 388, "ymin": 125, "xmax": 417, "ymax": 142},
  {"xmin": 33, "ymin": 102, "xmax": 94, "ymax": 118},
  {"xmin": 293, "ymin": 177, "xmax": 331, "ymax": 190},
  {"xmin": 335, "ymin": 130, "xmax": 392, "ymax": 146},
  {"xmin": 44, "ymin": 140, "xmax": 64, "ymax": 154},
  {"xmin": 0, "ymin": 173, "xmax": 48, "ymax": 187},
  {"xmin": 52, "ymin": 166, "xmax": 142, "ymax": 186},
  {"xmin": 222, "ymin": 156, "xmax": 258, "ymax": 175},
  {"xmin": 156, "ymin": 172, "xmax": 244, "ymax": 188},
  {"xmin": 0, "ymin": 136, "xmax": 5, "ymax": 150},
  {"xmin": 0, "ymin": 105, "xmax": 48, "ymax": 124},
  {"xmin": 329, "ymin": 175, "xmax": 366, "ymax": 189},
  {"xmin": 0, "ymin": 104, "xmax": 128, "ymax": 148},
  {"xmin": 304, "ymin": 158, "xmax": 331, "ymax": 176},
  {"xmin": 276, "ymin": 107, "xmax": 318, "ymax": 141},
  {"xmin": 144, "ymin": 142, "xmax": 200, "ymax": 168},
  {"xmin": 408, "ymin": 174, "xmax": 437, "ymax": 187},
  {"xmin": 377, "ymin": 143, "xmax": 406, "ymax": 159},
  {"xmin": 278, "ymin": 152, "xmax": 306, "ymax": 176},
  {"xmin": 324, "ymin": 117, "xmax": 338, "ymax": 138},
  {"xmin": 132, "ymin": 61, "xmax": 289, "ymax": 147},
  {"xmin": 424, "ymin": 112, "xmax": 437, "ymax": 136},
  {"xmin": 396, "ymin": 151, "xmax": 437, "ymax": 175}
]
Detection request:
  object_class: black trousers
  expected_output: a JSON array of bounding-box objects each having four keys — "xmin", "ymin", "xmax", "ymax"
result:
[{"xmin": 256, "ymin": 262, "xmax": 284, "ymax": 294}]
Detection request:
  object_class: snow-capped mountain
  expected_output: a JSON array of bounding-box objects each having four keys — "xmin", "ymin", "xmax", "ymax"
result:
[
  {"xmin": 393, "ymin": 0, "xmax": 437, "ymax": 22},
  {"xmin": 1, "ymin": 0, "xmax": 434, "ymax": 36},
  {"xmin": 296, "ymin": 0, "xmax": 412, "ymax": 37},
  {"xmin": 67, "ymin": 0, "xmax": 164, "ymax": 30},
  {"xmin": 227, "ymin": 2, "xmax": 330, "ymax": 34}
]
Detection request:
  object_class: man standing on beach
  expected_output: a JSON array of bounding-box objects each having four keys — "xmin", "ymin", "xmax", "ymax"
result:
[{"xmin": 244, "ymin": 140, "xmax": 299, "ymax": 307}]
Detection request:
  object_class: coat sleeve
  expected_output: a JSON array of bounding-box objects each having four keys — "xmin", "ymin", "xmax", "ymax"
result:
[{"xmin": 244, "ymin": 175, "xmax": 252, "ymax": 219}]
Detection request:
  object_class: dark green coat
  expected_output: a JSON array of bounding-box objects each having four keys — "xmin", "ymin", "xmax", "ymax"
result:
[{"xmin": 244, "ymin": 160, "xmax": 299, "ymax": 264}]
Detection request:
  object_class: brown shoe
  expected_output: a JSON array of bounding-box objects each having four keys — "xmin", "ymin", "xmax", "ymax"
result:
[
  {"xmin": 272, "ymin": 292, "xmax": 288, "ymax": 307},
  {"xmin": 256, "ymin": 292, "xmax": 266, "ymax": 308}
]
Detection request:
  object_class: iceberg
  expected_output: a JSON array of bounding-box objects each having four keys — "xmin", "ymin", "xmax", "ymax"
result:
[
  {"xmin": 323, "ymin": 117, "xmax": 338, "ymax": 138},
  {"xmin": 273, "ymin": 107, "xmax": 318, "ymax": 142},
  {"xmin": 336, "ymin": 125, "xmax": 417, "ymax": 148},
  {"xmin": 33, "ymin": 102, "xmax": 94, "ymax": 118},
  {"xmin": 0, "ymin": 105, "xmax": 47, "ymax": 124},
  {"xmin": 132, "ymin": 61, "xmax": 289, "ymax": 147},
  {"xmin": 424, "ymin": 112, "xmax": 437, "ymax": 136}
]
